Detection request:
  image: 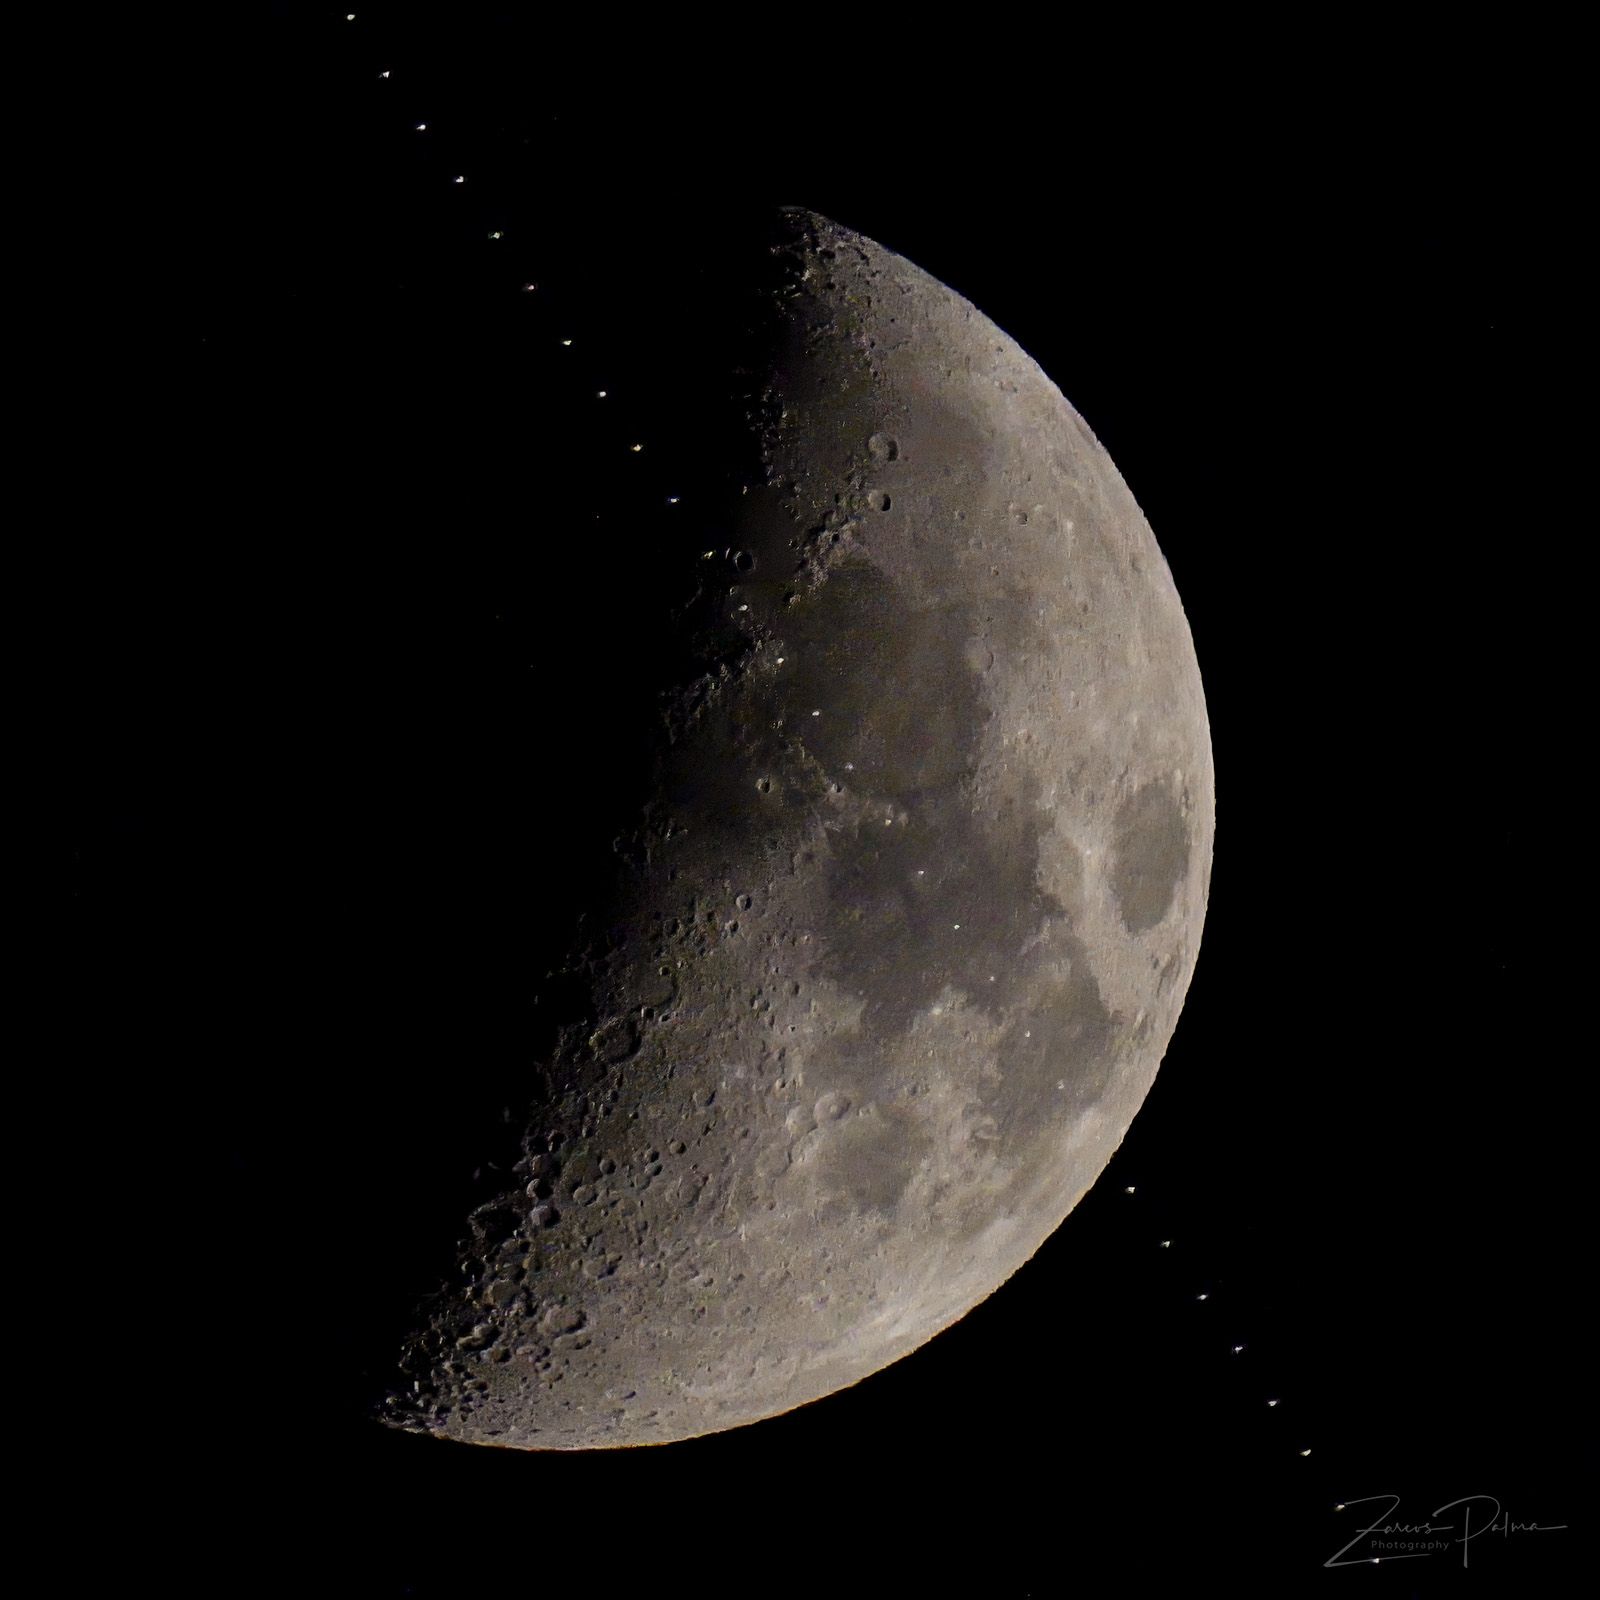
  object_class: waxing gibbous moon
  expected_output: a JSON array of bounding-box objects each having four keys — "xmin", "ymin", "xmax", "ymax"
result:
[{"xmin": 381, "ymin": 207, "xmax": 1215, "ymax": 1448}]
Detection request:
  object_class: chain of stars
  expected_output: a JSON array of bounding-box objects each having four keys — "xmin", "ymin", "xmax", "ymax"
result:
[
  {"xmin": 1108, "ymin": 1174, "xmax": 1353, "ymax": 1538},
  {"xmin": 341, "ymin": 11, "xmax": 681, "ymax": 514}
]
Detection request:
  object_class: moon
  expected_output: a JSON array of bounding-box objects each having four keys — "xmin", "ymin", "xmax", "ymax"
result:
[{"xmin": 379, "ymin": 207, "xmax": 1214, "ymax": 1448}]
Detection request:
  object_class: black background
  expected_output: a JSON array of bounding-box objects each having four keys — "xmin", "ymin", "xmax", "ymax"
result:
[{"xmin": 56, "ymin": 6, "xmax": 1584, "ymax": 1595}]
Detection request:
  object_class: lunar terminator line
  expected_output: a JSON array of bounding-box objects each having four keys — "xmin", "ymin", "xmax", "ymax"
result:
[{"xmin": 381, "ymin": 207, "xmax": 1214, "ymax": 1448}]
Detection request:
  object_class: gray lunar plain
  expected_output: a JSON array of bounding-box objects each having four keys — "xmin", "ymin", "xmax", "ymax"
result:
[{"xmin": 382, "ymin": 207, "xmax": 1215, "ymax": 1448}]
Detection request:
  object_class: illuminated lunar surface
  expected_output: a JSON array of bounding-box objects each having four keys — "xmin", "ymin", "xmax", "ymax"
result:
[{"xmin": 380, "ymin": 207, "xmax": 1214, "ymax": 1448}]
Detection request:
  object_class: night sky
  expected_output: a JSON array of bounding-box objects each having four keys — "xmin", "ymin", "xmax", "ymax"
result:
[{"xmin": 58, "ymin": 7, "xmax": 1584, "ymax": 1595}]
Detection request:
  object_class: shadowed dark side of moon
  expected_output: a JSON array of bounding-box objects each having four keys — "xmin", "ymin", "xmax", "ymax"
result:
[{"xmin": 376, "ymin": 208, "xmax": 1214, "ymax": 1448}]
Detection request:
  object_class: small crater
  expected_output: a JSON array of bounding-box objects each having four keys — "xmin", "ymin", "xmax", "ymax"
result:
[
  {"xmin": 867, "ymin": 433, "xmax": 899, "ymax": 462},
  {"xmin": 814, "ymin": 1091, "xmax": 852, "ymax": 1122},
  {"xmin": 540, "ymin": 1305, "xmax": 586, "ymax": 1336},
  {"xmin": 867, "ymin": 489, "xmax": 892, "ymax": 512}
]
